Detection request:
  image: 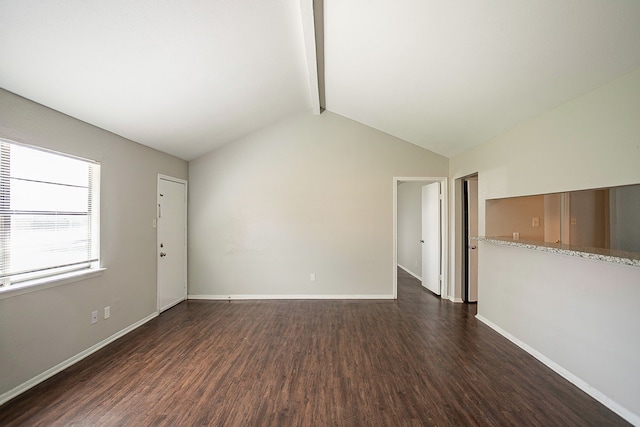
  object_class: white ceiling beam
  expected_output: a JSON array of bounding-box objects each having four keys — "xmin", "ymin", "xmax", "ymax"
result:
[{"xmin": 299, "ymin": 0, "xmax": 324, "ymax": 115}]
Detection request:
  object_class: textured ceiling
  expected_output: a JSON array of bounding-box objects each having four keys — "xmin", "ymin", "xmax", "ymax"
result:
[{"xmin": 1, "ymin": 0, "xmax": 640, "ymax": 160}]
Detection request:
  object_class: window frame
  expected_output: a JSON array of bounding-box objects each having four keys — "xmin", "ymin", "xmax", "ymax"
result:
[{"xmin": 0, "ymin": 138, "xmax": 104, "ymax": 299}]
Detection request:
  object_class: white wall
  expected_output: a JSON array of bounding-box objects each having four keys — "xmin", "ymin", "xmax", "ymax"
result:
[
  {"xmin": 478, "ymin": 243, "xmax": 640, "ymax": 422},
  {"xmin": 188, "ymin": 111, "xmax": 448, "ymax": 298},
  {"xmin": 0, "ymin": 89, "xmax": 188, "ymax": 401},
  {"xmin": 397, "ymin": 181, "xmax": 423, "ymax": 278},
  {"xmin": 449, "ymin": 68, "xmax": 640, "ymax": 422}
]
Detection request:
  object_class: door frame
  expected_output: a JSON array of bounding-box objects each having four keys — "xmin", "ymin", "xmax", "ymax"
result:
[
  {"xmin": 462, "ymin": 179, "xmax": 470, "ymax": 302},
  {"xmin": 157, "ymin": 174, "xmax": 188, "ymax": 312},
  {"xmin": 462, "ymin": 175, "xmax": 478, "ymax": 303},
  {"xmin": 393, "ymin": 177, "xmax": 448, "ymax": 299},
  {"xmin": 453, "ymin": 173, "xmax": 478, "ymax": 304}
]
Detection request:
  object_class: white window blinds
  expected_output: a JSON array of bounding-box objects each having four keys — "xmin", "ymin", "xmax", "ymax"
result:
[{"xmin": 0, "ymin": 140, "xmax": 100, "ymax": 286}]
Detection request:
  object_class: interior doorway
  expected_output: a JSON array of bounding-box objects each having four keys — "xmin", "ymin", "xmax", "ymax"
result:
[
  {"xmin": 461, "ymin": 174, "xmax": 478, "ymax": 303},
  {"xmin": 393, "ymin": 177, "xmax": 448, "ymax": 299}
]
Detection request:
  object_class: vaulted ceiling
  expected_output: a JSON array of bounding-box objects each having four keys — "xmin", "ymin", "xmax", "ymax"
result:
[{"xmin": 1, "ymin": 0, "xmax": 640, "ymax": 161}]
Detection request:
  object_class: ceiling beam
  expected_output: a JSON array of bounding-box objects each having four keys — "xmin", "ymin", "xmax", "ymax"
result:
[{"xmin": 299, "ymin": 0, "xmax": 325, "ymax": 115}]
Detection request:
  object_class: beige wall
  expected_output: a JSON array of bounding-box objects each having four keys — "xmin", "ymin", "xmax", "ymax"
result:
[
  {"xmin": 485, "ymin": 195, "xmax": 545, "ymax": 240},
  {"xmin": 568, "ymin": 189, "xmax": 608, "ymax": 248},
  {"xmin": 0, "ymin": 89, "xmax": 188, "ymax": 401},
  {"xmin": 449, "ymin": 68, "xmax": 640, "ymax": 422},
  {"xmin": 188, "ymin": 111, "xmax": 448, "ymax": 298}
]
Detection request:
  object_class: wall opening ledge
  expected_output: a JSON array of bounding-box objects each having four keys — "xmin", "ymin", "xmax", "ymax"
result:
[{"xmin": 475, "ymin": 236, "xmax": 640, "ymax": 268}]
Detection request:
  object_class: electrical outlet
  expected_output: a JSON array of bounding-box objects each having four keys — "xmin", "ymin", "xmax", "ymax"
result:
[
  {"xmin": 104, "ymin": 306, "xmax": 110, "ymax": 319},
  {"xmin": 91, "ymin": 311, "xmax": 98, "ymax": 324},
  {"xmin": 310, "ymin": 273, "xmax": 316, "ymax": 282},
  {"xmin": 532, "ymin": 217, "xmax": 540, "ymax": 227}
]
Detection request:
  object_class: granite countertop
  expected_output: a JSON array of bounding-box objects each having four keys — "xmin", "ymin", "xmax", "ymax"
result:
[{"xmin": 475, "ymin": 236, "xmax": 640, "ymax": 267}]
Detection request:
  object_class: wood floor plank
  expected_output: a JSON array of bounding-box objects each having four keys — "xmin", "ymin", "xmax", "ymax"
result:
[{"xmin": 0, "ymin": 270, "xmax": 630, "ymax": 426}]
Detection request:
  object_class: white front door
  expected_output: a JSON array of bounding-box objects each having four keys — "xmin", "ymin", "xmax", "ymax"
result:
[
  {"xmin": 421, "ymin": 182, "xmax": 441, "ymax": 295},
  {"xmin": 157, "ymin": 175, "xmax": 187, "ymax": 312}
]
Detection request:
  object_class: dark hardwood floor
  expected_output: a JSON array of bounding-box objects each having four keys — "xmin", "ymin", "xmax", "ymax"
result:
[{"xmin": 0, "ymin": 269, "xmax": 628, "ymax": 426}]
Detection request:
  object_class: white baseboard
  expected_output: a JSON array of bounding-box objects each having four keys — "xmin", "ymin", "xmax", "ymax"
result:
[
  {"xmin": 0, "ymin": 311, "xmax": 159, "ymax": 407},
  {"xmin": 397, "ymin": 264, "xmax": 422, "ymax": 281},
  {"xmin": 449, "ymin": 297, "xmax": 463, "ymax": 303},
  {"xmin": 476, "ymin": 314, "xmax": 639, "ymax": 426},
  {"xmin": 188, "ymin": 294, "xmax": 394, "ymax": 300}
]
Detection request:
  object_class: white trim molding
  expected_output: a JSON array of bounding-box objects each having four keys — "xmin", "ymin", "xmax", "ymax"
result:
[
  {"xmin": 0, "ymin": 268, "xmax": 105, "ymax": 300},
  {"xmin": 476, "ymin": 315, "xmax": 639, "ymax": 426},
  {"xmin": 188, "ymin": 294, "xmax": 394, "ymax": 301}
]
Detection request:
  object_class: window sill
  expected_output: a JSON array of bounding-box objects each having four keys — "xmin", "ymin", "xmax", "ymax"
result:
[{"xmin": 0, "ymin": 268, "xmax": 106, "ymax": 300}]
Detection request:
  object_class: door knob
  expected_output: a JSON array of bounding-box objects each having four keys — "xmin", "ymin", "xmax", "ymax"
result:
[
  {"xmin": 420, "ymin": 240, "xmax": 424, "ymax": 243},
  {"xmin": 160, "ymin": 252, "xmax": 167, "ymax": 257}
]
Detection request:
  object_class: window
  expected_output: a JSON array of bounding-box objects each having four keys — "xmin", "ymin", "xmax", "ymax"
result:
[{"xmin": 0, "ymin": 139, "xmax": 100, "ymax": 289}]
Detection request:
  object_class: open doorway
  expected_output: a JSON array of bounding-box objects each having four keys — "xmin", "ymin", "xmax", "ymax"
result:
[
  {"xmin": 393, "ymin": 177, "xmax": 448, "ymax": 299},
  {"xmin": 461, "ymin": 174, "xmax": 478, "ymax": 303}
]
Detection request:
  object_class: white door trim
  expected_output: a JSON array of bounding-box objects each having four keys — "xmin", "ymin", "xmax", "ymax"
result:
[
  {"xmin": 393, "ymin": 177, "xmax": 448, "ymax": 300},
  {"xmin": 157, "ymin": 174, "xmax": 188, "ymax": 312}
]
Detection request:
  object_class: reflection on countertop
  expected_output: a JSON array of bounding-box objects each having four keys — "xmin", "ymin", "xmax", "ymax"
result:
[{"xmin": 474, "ymin": 236, "xmax": 640, "ymax": 267}]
